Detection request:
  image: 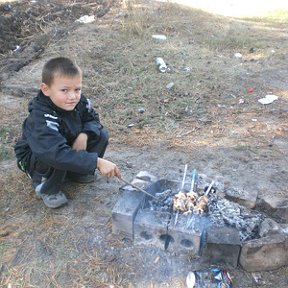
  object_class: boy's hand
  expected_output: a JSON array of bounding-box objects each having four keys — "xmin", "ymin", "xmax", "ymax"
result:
[
  {"xmin": 97, "ymin": 158, "xmax": 121, "ymax": 179},
  {"xmin": 72, "ymin": 133, "xmax": 88, "ymax": 151}
]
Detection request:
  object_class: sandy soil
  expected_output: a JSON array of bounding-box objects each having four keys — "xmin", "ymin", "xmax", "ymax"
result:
[{"xmin": 0, "ymin": 0, "xmax": 288, "ymax": 287}]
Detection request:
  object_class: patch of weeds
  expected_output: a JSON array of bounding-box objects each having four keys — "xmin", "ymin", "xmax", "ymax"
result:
[
  {"xmin": 0, "ymin": 242, "xmax": 11, "ymax": 257},
  {"xmin": 0, "ymin": 127, "xmax": 14, "ymax": 161},
  {"xmin": 0, "ymin": 145, "xmax": 10, "ymax": 160},
  {"xmin": 204, "ymin": 27, "xmax": 257, "ymax": 52},
  {"xmin": 121, "ymin": 0, "xmax": 149, "ymax": 38}
]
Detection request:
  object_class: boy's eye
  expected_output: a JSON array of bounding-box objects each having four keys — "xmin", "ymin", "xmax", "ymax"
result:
[
  {"xmin": 75, "ymin": 88, "xmax": 81, "ymax": 93},
  {"xmin": 61, "ymin": 89, "xmax": 68, "ymax": 93}
]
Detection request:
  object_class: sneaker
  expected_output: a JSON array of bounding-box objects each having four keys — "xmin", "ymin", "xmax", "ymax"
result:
[
  {"xmin": 41, "ymin": 192, "xmax": 68, "ymax": 209},
  {"xmin": 35, "ymin": 183, "xmax": 68, "ymax": 208},
  {"xmin": 35, "ymin": 182, "xmax": 45, "ymax": 199}
]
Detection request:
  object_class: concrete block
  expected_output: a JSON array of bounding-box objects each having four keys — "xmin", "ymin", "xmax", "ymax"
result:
[
  {"xmin": 239, "ymin": 234, "xmax": 288, "ymax": 272},
  {"xmin": 112, "ymin": 189, "xmax": 145, "ymax": 239},
  {"xmin": 134, "ymin": 209, "xmax": 201, "ymax": 255},
  {"xmin": 112, "ymin": 171, "xmax": 160, "ymax": 239},
  {"xmin": 134, "ymin": 209, "xmax": 169, "ymax": 249},
  {"xmin": 201, "ymin": 226, "xmax": 241, "ymax": 268}
]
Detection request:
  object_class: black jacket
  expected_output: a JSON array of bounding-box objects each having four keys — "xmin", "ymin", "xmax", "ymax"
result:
[{"xmin": 15, "ymin": 90, "xmax": 103, "ymax": 175}]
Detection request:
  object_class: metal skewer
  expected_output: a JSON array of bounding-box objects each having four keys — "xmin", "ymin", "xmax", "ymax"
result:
[
  {"xmin": 205, "ymin": 180, "xmax": 215, "ymax": 196},
  {"xmin": 186, "ymin": 169, "xmax": 198, "ymax": 229},
  {"xmin": 181, "ymin": 164, "xmax": 188, "ymax": 191},
  {"xmin": 119, "ymin": 178, "xmax": 157, "ymax": 200},
  {"xmin": 174, "ymin": 164, "xmax": 188, "ymax": 227},
  {"xmin": 190, "ymin": 168, "xmax": 197, "ymax": 192}
]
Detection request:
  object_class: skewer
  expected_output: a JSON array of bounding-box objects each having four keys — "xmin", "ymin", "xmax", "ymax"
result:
[
  {"xmin": 205, "ymin": 180, "xmax": 215, "ymax": 196},
  {"xmin": 186, "ymin": 214, "xmax": 195, "ymax": 229},
  {"xmin": 174, "ymin": 211, "xmax": 179, "ymax": 227},
  {"xmin": 190, "ymin": 169, "xmax": 197, "ymax": 192},
  {"xmin": 181, "ymin": 164, "xmax": 188, "ymax": 191},
  {"xmin": 119, "ymin": 178, "xmax": 157, "ymax": 200},
  {"xmin": 186, "ymin": 169, "xmax": 198, "ymax": 229},
  {"xmin": 174, "ymin": 164, "xmax": 188, "ymax": 227}
]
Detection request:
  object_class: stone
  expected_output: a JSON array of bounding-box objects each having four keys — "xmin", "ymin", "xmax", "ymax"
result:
[
  {"xmin": 224, "ymin": 186, "xmax": 258, "ymax": 209},
  {"xmin": 135, "ymin": 171, "xmax": 158, "ymax": 183},
  {"xmin": 258, "ymin": 195, "xmax": 288, "ymax": 221},
  {"xmin": 239, "ymin": 234, "xmax": 288, "ymax": 272},
  {"xmin": 201, "ymin": 226, "xmax": 241, "ymax": 268},
  {"xmin": 259, "ymin": 218, "xmax": 282, "ymax": 237}
]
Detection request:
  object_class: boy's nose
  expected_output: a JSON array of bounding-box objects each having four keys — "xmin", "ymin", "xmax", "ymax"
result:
[{"xmin": 67, "ymin": 91, "xmax": 76, "ymax": 100}]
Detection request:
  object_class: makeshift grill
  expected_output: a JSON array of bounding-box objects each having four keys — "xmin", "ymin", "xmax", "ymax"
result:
[{"xmin": 112, "ymin": 169, "xmax": 287, "ymax": 270}]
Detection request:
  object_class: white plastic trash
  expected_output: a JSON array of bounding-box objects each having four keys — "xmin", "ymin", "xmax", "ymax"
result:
[
  {"xmin": 152, "ymin": 34, "xmax": 167, "ymax": 41},
  {"xmin": 258, "ymin": 95, "xmax": 278, "ymax": 105},
  {"xmin": 234, "ymin": 52, "xmax": 242, "ymax": 59},
  {"xmin": 75, "ymin": 15, "xmax": 95, "ymax": 24},
  {"xmin": 166, "ymin": 82, "xmax": 174, "ymax": 90},
  {"xmin": 186, "ymin": 271, "xmax": 196, "ymax": 288},
  {"xmin": 156, "ymin": 57, "xmax": 167, "ymax": 73}
]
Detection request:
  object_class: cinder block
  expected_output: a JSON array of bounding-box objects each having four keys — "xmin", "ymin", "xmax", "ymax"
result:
[
  {"xmin": 134, "ymin": 209, "xmax": 169, "ymax": 249},
  {"xmin": 169, "ymin": 213, "xmax": 202, "ymax": 255},
  {"xmin": 201, "ymin": 226, "xmax": 241, "ymax": 268},
  {"xmin": 134, "ymin": 209, "xmax": 201, "ymax": 255},
  {"xmin": 166, "ymin": 227, "xmax": 201, "ymax": 255},
  {"xmin": 112, "ymin": 189, "xmax": 145, "ymax": 239}
]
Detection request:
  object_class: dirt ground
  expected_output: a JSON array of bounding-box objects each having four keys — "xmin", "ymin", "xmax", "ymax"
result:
[{"xmin": 1, "ymin": 0, "xmax": 288, "ymax": 287}]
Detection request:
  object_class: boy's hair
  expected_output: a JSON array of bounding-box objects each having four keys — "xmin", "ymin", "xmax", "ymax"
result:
[{"xmin": 42, "ymin": 57, "xmax": 82, "ymax": 86}]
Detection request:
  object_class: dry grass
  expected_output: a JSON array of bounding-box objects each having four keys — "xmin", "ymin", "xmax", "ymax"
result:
[{"xmin": 1, "ymin": 0, "xmax": 288, "ymax": 287}]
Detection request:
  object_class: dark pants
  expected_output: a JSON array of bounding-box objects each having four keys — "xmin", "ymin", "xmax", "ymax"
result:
[{"xmin": 28, "ymin": 129, "xmax": 109, "ymax": 195}]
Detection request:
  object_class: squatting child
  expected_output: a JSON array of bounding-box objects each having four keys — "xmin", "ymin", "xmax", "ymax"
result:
[{"xmin": 14, "ymin": 57, "xmax": 121, "ymax": 208}]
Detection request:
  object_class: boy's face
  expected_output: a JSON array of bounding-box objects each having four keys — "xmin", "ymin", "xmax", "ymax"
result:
[{"xmin": 41, "ymin": 74, "xmax": 82, "ymax": 111}]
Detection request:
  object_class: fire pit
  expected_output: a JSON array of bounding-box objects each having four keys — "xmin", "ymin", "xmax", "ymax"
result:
[{"xmin": 112, "ymin": 170, "xmax": 288, "ymax": 272}]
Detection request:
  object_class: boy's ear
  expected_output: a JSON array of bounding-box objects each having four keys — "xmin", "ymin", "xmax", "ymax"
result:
[{"xmin": 40, "ymin": 83, "xmax": 50, "ymax": 96}]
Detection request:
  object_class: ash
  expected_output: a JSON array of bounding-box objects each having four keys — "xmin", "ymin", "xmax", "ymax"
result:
[
  {"xmin": 208, "ymin": 196, "xmax": 265, "ymax": 241},
  {"xmin": 147, "ymin": 187, "xmax": 264, "ymax": 242},
  {"xmin": 148, "ymin": 189, "xmax": 174, "ymax": 212}
]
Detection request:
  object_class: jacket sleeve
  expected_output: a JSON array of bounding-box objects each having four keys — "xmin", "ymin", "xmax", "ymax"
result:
[
  {"xmin": 79, "ymin": 95, "xmax": 103, "ymax": 137},
  {"xmin": 25, "ymin": 108, "xmax": 98, "ymax": 174}
]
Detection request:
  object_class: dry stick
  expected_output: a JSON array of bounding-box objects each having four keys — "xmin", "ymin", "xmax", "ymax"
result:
[{"xmin": 119, "ymin": 178, "xmax": 157, "ymax": 200}]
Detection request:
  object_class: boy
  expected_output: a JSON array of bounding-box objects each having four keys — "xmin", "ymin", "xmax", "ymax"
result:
[{"xmin": 14, "ymin": 57, "xmax": 121, "ymax": 209}]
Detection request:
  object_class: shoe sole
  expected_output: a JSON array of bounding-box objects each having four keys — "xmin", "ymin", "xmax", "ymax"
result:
[
  {"xmin": 41, "ymin": 193, "xmax": 68, "ymax": 209},
  {"xmin": 35, "ymin": 184, "xmax": 68, "ymax": 208}
]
